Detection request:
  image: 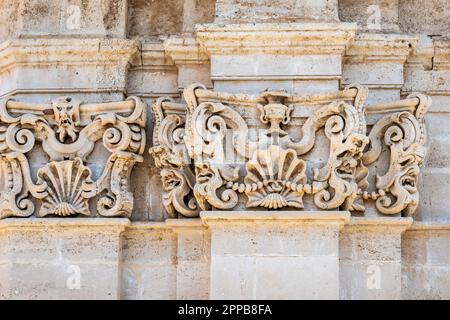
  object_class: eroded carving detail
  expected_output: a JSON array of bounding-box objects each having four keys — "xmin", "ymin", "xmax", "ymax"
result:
[
  {"xmin": 363, "ymin": 94, "xmax": 430, "ymax": 216},
  {"xmin": 0, "ymin": 96, "xmax": 146, "ymax": 219}
]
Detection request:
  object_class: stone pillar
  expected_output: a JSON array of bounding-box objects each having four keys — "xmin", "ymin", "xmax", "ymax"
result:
[
  {"xmin": 195, "ymin": 22, "xmax": 356, "ymax": 94},
  {"xmin": 343, "ymin": 34, "xmax": 416, "ymax": 105},
  {"xmin": 339, "ymin": 217, "xmax": 412, "ymax": 299},
  {"xmin": 167, "ymin": 219, "xmax": 210, "ymax": 300},
  {"xmin": 0, "ymin": 218, "xmax": 129, "ymax": 299},
  {"xmin": 201, "ymin": 211, "xmax": 350, "ymax": 300}
]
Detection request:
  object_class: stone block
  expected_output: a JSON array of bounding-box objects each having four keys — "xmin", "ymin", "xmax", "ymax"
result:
[
  {"xmin": 211, "ymin": 54, "xmax": 342, "ymax": 78},
  {"xmin": 0, "ymin": 219, "xmax": 128, "ymax": 299}
]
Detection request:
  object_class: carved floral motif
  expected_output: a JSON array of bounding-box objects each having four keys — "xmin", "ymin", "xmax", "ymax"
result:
[{"xmin": 151, "ymin": 84, "xmax": 430, "ymax": 218}]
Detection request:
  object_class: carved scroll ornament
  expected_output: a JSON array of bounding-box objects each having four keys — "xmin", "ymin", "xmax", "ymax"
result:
[
  {"xmin": 0, "ymin": 96, "xmax": 146, "ymax": 219},
  {"xmin": 151, "ymin": 84, "xmax": 430, "ymax": 218}
]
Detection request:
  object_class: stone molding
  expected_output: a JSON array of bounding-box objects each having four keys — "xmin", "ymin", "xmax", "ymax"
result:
[
  {"xmin": 342, "ymin": 216, "xmax": 413, "ymax": 233},
  {"xmin": 345, "ymin": 33, "xmax": 417, "ymax": 63},
  {"xmin": 164, "ymin": 36, "xmax": 209, "ymax": 66},
  {"xmin": 201, "ymin": 210, "xmax": 351, "ymax": 227},
  {"xmin": 3, "ymin": 216, "xmax": 445, "ymax": 232},
  {"xmin": 0, "ymin": 38, "xmax": 140, "ymax": 75},
  {"xmin": 195, "ymin": 23, "xmax": 357, "ymax": 55},
  {"xmin": 0, "ymin": 217, "xmax": 131, "ymax": 232},
  {"xmin": 0, "ymin": 95, "xmax": 147, "ymax": 219},
  {"xmin": 151, "ymin": 84, "xmax": 430, "ymax": 219}
]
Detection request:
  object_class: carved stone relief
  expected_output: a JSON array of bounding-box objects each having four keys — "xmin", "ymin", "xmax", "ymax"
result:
[
  {"xmin": 151, "ymin": 84, "xmax": 430, "ymax": 218},
  {"xmin": 0, "ymin": 96, "xmax": 146, "ymax": 219}
]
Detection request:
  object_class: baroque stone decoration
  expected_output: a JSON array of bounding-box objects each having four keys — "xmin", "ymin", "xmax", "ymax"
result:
[
  {"xmin": 151, "ymin": 84, "xmax": 430, "ymax": 218},
  {"xmin": 0, "ymin": 96, "xmax": 146, "ymax": 219}
]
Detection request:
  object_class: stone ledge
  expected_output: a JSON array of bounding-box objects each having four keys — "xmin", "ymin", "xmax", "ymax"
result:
[
  {"xmin": 0, "ymin": 38, "xmax": 140, "ymax": 69},
  {"xmin": 0, "ymin": 38, "xmax": 141, "ymax": 98},
  {"xmin": 345, "ymin": 33, "xmax": 417, "ymax": 63},
  {"xmin": 343, "ymin": 217, "xmax": 413, "ymax": 234},
  {"xmin": 0, "ymin": 218, "xmax": 131, "ymax": 232},
  {"xmin": 201, "ymin": 211, "xmax": 351, "ymax": 226}
]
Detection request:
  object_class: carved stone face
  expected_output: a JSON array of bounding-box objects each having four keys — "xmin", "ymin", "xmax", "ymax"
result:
[
  {"xmin": 52, "ymin": 97, "xmax": 80, "ymax": 143},
  {"xmin": 161, "ymin": 169, "xmax": 181, "ymax": 191},
  {"xmin": 335, "ymin": 156, "xmax": 358, "ymax": 179},
  {"xmin": 196, "ymin": 163, "xmax": 214, "ymax": 184},
  {"xmin": 335, "ymin": 133, "xmax": 368, "ymax": 180}
]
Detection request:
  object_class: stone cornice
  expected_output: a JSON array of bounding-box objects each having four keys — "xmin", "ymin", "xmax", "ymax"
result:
[
  {"xmin": 433, "ymin": 39, "xmax": 450, "ymax": 70},
  {"xmin": 164, "ymin": 36, "xmax": 209, "ymax": 65},
  {"xmin": 343, "ymin": 217, "xmax": 413, "ymax": 233},
  {"xmin": 345, "ymin": 33, "xmax": 418, "ymax": 63},
  {"xmin": 131, "ymin": 41, "xmax": 176, "ymax": 70},
  {"xmin": 200, "ymin": 211, "xmax": 351, "ymax": 227},
  {"xmin": 195, "ymin": 22, "xmax": 357, "ymax": 55},
  {"xmin": 0, "ymin": 38, "xmax": 140, "ymax": 73},
  {"xmin": 0, "ymin": 218, "xmax": 131, "ymax": 232}
]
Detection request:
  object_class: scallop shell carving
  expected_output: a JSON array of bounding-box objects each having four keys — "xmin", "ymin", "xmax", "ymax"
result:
[
  {"xmin": 244, "ymin": 145, "xmax": 307, "ymax": 209},
  {"xmin": 36, "ymin": 158, "xmax": 96, "ymax": 217}
]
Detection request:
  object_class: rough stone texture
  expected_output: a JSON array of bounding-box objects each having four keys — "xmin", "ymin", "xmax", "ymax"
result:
[
  {"xmin": 398, "ymin": 0, "xmax": 450, "ymax": 35},
  {"xmin": 215, "ymin": 0, "xmax": 339, "ymax": 23},
  {"xmin": 339, "ymin": 0, "xmax": 400, "ymax": 33},
  {"xmin": 0, "ymin": 0, "xmax": 450, "ymax": 300},
  {"xmin": 0, "ymin": 0, "xmax": 128, "ymax": 41},
  {"xmin": 128, "ymin": 0, "xmax": 215, "ymax": 37}
]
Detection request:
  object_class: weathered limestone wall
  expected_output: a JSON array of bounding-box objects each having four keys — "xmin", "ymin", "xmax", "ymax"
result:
[{"xmin": 0, "ymin": 0, "xmax": 450, "ymax": 299}]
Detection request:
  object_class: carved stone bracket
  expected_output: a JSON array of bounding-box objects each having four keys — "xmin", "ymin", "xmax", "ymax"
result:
[
  {"xmin": 0, "ymin": 96, "xmax": 146, "ymax": 219},
  {"xmin": 151, "ymin": 84, "xmax": 430, "ymax": 218}
]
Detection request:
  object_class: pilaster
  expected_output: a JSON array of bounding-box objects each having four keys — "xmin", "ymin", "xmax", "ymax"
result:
[
  {"xmin": 201, "ymin": 211, "xmax": 350, "ymax": 300},
  {"xmin": 339, "ymin": 217, "xmax": 413, "ymax": 299}
]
